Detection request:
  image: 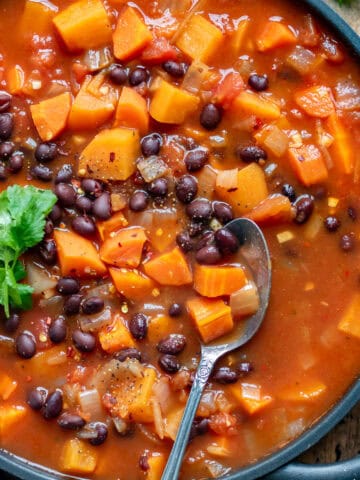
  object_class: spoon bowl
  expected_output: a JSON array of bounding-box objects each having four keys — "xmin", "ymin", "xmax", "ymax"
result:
[{"xmin": 161, "ymin": 218, "xmax": 272, "ymax": 480}]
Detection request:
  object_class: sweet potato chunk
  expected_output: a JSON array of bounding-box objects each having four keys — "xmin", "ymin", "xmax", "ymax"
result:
[
  {"xmin": 288, "ymin": 144, "xmax": 328, "ymax": 186},
  {"xmin": 109, "ymin": 267, "xmax": 155, "ymax": 301},
  {"xmin": 114, "ymin": 86, "xmax": 149, "ymax": 134},
  {"xmin": 99, "ymin": 316, "xmax": 135, "ymax": 353},
  {"xmin": 294, "ymin": 85, "xmax": 335, "ymax": 118},
  {"xmin": 53, "ymin": 0, "xmax": 112, "ymax": 52},
  {"xmin": 59, "ymin": 438, "xmax": 98, "ymax": 474},
  {"xmin": 30, "ymin": 92, "xmax": 72, "ymax": 141},
  {"xmin": 143, "ymin": 246, "xmax": 193, "ymax": 286},
  {"xmin": 230, "ymin": 91, "xmax": 281, "ymax": 121},
  {"xmin": 229, "ymin": 383, "xmax": 273, "ymax": 414},
  {"xmin": 325, "ymin": 112, "xmax": 354, "ymax": 174},
  {"xmin": 187, "ymin": 297, "xmax": 233, "ymax": 343},
  {"xmin": 78, "ymin": 128, "xmax": 140, "ymax": 181},
  {"xmin": 100, "ymin": 227, "xmax": 147, "ymax": 268},
  {"xmin": 257, "ymin": 22, "xmax": 297, "ymax": 52},
  {"xmin": 0, "ymin": 405, "xmax": 26, "ymax": 437},
  {"xmin": 194, "ymin": 265, "xmax": 247, "ymax": 298},
  {"xmin": 338, "ymin": 294, "xmax": 360, "ymax": 339}
]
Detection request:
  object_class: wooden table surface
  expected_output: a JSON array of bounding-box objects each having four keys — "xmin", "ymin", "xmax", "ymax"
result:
[{"xmin": 298, "ymin": 0, "xmax": 360, "ymax": 467}]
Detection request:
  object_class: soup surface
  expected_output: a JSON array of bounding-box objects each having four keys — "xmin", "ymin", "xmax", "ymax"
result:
[{"xmin": 0, "ymin": 0, "xmax": 360, "ymax": 479}]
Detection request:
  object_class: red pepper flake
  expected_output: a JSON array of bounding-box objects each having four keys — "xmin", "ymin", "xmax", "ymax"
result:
[
  {"xmin": 109, "ymin": 152, "xmax": 115, "ymax": 163},
  {"xmin": 25, "ymin": 375, "xmax": 32, "ymax": 382},
  {"xmin": 66, "ymin": 346, "xmax": 75, "ymax": 358}
]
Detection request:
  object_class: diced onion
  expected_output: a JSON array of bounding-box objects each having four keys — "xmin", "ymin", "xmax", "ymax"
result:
[
  {"xmin": 78, "ymin": 389, "xmax": 104, "ymax": 420},
  {"xmin": 79, "ymin": 308, "xmax": 112, "ymax": 333},
  {"xmin": 276, "ymin": 230, "xmax": 295, "ymax": 244},
  {"xmin": 26, "ymin": 262, "xmax": 57, "ymax": 296},
  {"xmin": 77, "ymin": 424, "xmax": 99, "ymax": 440},
  {"xmin": 286, "ymin": 46, "xmax": 319, "ymax": 75},
  {"xmin": 83, "ymin": 47, "xmax": 113, "ymax": 72},
  {"xmin": 152, "ymin": 398, "xmax": 165, "ymax": 439},
  {"xmin": 112, "ymin": 417, "xmax": 129, "ymax": 435},
  {"xmin": 304, "ymin": 213, "xmax": 323, "ymax": 240},
  {"xmin": 230, "ymin": 281, "xmax": 260, "ymax": 319},
  {"xmin": 261, "ymin": 125, "xmax": 289, "ymax": 157},
  {"xmin": 205, "ymin": 460, "xmax": 231, "ymax": 478},
  {"xmin": 207, "ymin": 443, "xmax": 231, "ymax": 458},
  {"xmin": 334, "ymin": 79, "xmax": 360, "ymax": 111},
  {"xmin": 197, "ymin": 164, "xmax": 217, "ymax": 199},
  {"xmin": 182, "ymin": 60, "xmax": 210, "ymax": 94},
  {"xmin": 137, "ymin": 156, "xmax": 169, "ymax": 183}
]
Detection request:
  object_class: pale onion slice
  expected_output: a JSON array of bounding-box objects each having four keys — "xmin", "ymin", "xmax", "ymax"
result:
[{"xmin": 230, "ymin": 281, "xmax": 260, "ymax": 319}]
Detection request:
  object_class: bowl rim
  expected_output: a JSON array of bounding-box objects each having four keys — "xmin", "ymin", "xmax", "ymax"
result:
[{"xmin": 1, "ymin": 1, "xmax": 360, "ymax": 480}]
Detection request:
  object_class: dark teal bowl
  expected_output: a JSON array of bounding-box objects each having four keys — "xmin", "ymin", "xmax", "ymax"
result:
[{"xmin": 1, "ymin": 1, "xmax": 360, "ymax": 479}]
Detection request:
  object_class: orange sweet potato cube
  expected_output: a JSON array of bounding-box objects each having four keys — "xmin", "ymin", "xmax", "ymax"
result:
[
  {"xmin": 338, "ymin": 294, "xmax": 360, "ymax": 339},
  {"xmin": 288, "ymin": 144, "xmax": 328, "ymax": 187},
  {"xmin": 229, "ymin": 383, "xmax": 273, "ymax": 414},
  {"xmin": 109, "ymin": 267, "xmax": 155, "ymax": 301},
  {"xmin": 187, "ymin": 297, "xmax": 233, "ymax": 343},
  {"xmin": 98, "ymin": 315, "xmax": 135, "ymax": 353},
  {"xmin": 59, "ymin": 438, "xmax": 98, "ymax": 474}
]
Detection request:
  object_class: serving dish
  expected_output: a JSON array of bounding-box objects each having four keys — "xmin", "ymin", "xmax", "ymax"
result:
[{"xmin": 0, "ymin": 0, "xmax": 360, "ymax": 479}]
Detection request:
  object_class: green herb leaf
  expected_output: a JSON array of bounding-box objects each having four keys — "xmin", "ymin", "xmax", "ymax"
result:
[{"xmin": 0, "ymin": 185, "xmax": 57, "ymax": 317}]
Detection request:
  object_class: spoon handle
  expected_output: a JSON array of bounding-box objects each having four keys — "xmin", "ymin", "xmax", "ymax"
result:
[{"xmin": 161, "ymin": 350, "xmax": 219, "ymax": 480}]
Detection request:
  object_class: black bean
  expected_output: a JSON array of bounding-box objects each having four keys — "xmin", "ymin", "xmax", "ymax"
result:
[
  {"xmin": 176, "ymin": 231, "xmax": 194, "ymax": 253},
  {"xmin": 72, "ymin": 329, "xmax": 96, "ymax": 353},
  {"xmin": 190, "ymin": 418, "xmax": 209, "ymax": 440},
  {"xmin": 139, "ymin": 454, "xmax": 150, "ymax": 472},
  {"xmin": 0, "ymin": 162, "xmax": 7, "ymax": 180},
  {"xmin": 39, "ymin": 239, "xmax": 57, "ymax": 265},
  {"xmin": 294, "ymin": 194, "xmax": 314, "ymax": 224},
  {"xmin": 324, "ymin": 216, "xmax": 341, "ymax": 233},
  {"xmin": 129, "ymin": 313, "xmax": 148, "ymax": 340},
  {"xmin": 163, "ymin": 60, "xmax": 188, "ymax": 77},
  {"xmin": 169, "ymin": 303, "xmax": 182, "ymax": 317},
  {"xmin": 28, "ymin": 387, "xmax": 47, "ymax": 411},
  {"xmin": 0, "ymin": 141, "xmax": 14, "ymax": 159},
  {"xmin": 196, "ymin": 245, "xmax": 222, "ymax": 265},
  {"xmin": 82, "ymin": 296, "xmax": 104, "ymax": 315},
  {"xmin": 49, "ymin": 316, "xmax": 67, "ymax": 344},
  {"xmin": 57, "ymin": 277, "xmax": 80, "ymax": 295},
  {"xmin": 214, "ymin": 228, "xmax": 240, "ymax": 254},
  {"xmin": 281, "ymin": 184, "xmax": 297, "ymax": 203},
  {"xmin": 49, "ymin": 204, "xmax": 62, "ymax": 223},
  {"xmin": 340, "ymin": 233, "xmax": 355, "ymax": 252},
  {"xmin": 114, "ymin": 347, "xmax": 142, "ymax": 362},
  {"xmin": 55, "ymin": 164, "xmax": 73, "ymax": 184},
  {"xmin": 63, "ymin": 294, "xmax": 82, "ymax": 316},
  {"xmin": 213, "ymin": 367, "xmax": 238, "ymax": 384},
  {"xmin": 93, "ymin": 192, "xmax": 111, "ymax": 220},
  {"xmin": 157, "ymin": 334, "xmax": 186, "ymax": 355},
  {"xmin": 0, "ymin": 91, "xmax": 12, "ymax": 112},
  {"xmin": 175, "ymin": 175, "xmax": 198, "ymax": 204},
  {"xmin": 195, "ymin": 231, "xmax": 215, "ymax": 251},
  {"xmin": 72, "ymin": 216, "xmax": 96, "ymax": 237},
  {"xmin": 81, "ymin": 178, "xmax": 103, "ymax": 198},
  {"xmin": 148, "ymin": 178, "xmax": 168, "ymax": 197},
  {"xmin": 55, "ymin": 183, "xmax": 76, "ymax": 208},
  {"xmin": 45, "ymin": 219, "xmax": 54, "ymax": 236},
  {"xmin": 42, "ymin": 390, "xmax": 63, "ymax": 419},
  {"xmin": 129, "ymin": 190, "xmax": 149, "ymax": 212},
  {"xmin": 32, "ymin": 164, "xmax": 53, "ymax": 182},
  {"xmin": 186, "ymin": 198, "xmax": 212, "ymax": 222},
  {"xmin": 4, "ymin": 313, "xmax": 20, "ymax": 333},
  {"xmin": 141, "ymin": 133, "xmax": 162, "ymax": 157},
  {"xmin": 185, "ymin": 149, "xmax": 209, "ymax": 172},
  {"xmin": 348, "ymin": 206, "xmax": 357, "ymax": 222},
  {"xmin": 58, "ymin": 412, "xmax": 86, "ymax": 430},
  {"xmin": 129, "ymin": 67, "xmax": 149, "ymax": 86},
  {"xmin": 158, "ymin": 354, "xmax": 180, "ymax": 373},
  {"xmin": 75, "ymin": 195, "xmax": 93, "ymax": 213},
  {"xmin": 236, "ymin": 145, "xmax": 267, "ymax": 163},
  {"xmin": 8, "ymin": 152, "xmax": 24, "ymax": 173},
  {"xmin": 212, "ymin": 201, "xmax": 234, "ymax": 224},
  {"xmin": 16, "ymin": 332, "xmax": 36, "ymax": 359},
  {"xmin": 109, "ymin": 64, "xmax": 128, "ymax": 85},
  {"xmin": 248, "ymin": 73, "xmax": 269, "ymax": 91},
  {"xmin": 35, "ymin": 142, "xmax": 57, "ymax": 163},
  {"xmin": 200, "ymin": 103, "xmax": 222, "ymax": 130},
  {"xmin": 0, "ymin": 113, "xmax": 13, "ymax": 140},
  {"xmin": 89, "ymin": 422, "xmax": 108, "ymax": 446}
]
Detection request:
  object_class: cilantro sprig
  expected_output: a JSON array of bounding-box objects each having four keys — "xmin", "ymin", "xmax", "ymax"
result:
[
  {"xmin": 336, "ymin": 0, "xmax": 352, "ymax": 5},
  {"xmin": 0, "ymin": 185, "xmax": 57, "ymax": 317}
]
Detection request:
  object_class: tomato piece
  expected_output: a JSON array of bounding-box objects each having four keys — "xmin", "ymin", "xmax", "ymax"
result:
[
  {"xmin": 213, "ymin": 72, "xmax": 245, "ymax": 109},
  {"xmin": 141, "ymin": 37, "xmax": 178, "ymax": 65}
]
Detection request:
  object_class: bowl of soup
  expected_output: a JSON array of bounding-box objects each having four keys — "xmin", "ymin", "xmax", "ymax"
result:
[{"xmin": 0, "ymin": 1, "xmax": 360, "ymax": 479}]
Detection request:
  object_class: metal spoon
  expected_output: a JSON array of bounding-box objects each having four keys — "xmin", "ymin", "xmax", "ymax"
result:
[{"xmin": 161, "ymin": 218, "xmax": 272, "ymax": 480}]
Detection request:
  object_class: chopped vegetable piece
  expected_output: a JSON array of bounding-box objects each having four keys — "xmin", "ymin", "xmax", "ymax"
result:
[
  {"xmin": 144, "ymin": 246, "xmax": 193, "ymax": 286},
  {"xmin": 97, "ymin": 212, "xmax": 129, "ymax": 241},
  {"xmin": 229, "ymin": 383, "xmax": 273, "ymax": 414},
  {"xmin": 100, "ymin": 227, "xmax": 147, "ymax": 268},
  {"xmin": 109, "ymin": 267, "xmax": 155, "ymax": 301},
  {"xmin": 257, "ymin": 22, "xmax": 297, "ymax": 52},
  {"xmin": 194, "ymin": 265, "xmax": 247, "ymax": 298},
  {"xmin": 230, "ymin": 91, "xmax": 281, "ymax": 120},
  {"xmin": 68, "ymin": 75, "xmax": 117, "ymax": 130},
  {"xmin": 78, "ymin": 128, "xmax": 140, "ymax": 181},
  {"xmin": 141, "ymin": 37, "xmax": 178, "ymax": 64},
  {"xmin": 207, "ymin": 437, "xmax": 232, "ymax": 458},
  {"xmin": 113, "ymin": 6, "xmax": 153, "ymax": 61},
  {"xmin": 0, "ymin": 405, "xmax": 26, "ymax": 437},
  {"xmin": 0, "ymin": 373, "xmax": 17, "ymax": 400},
  {"xmin": 254, "ymin": 124, "xmax": 289, "ymax": 157},
  {"xmin": 111, "ymin": 364, "xmax": 157, "ymax": 422},
  {"xmin": 278, "ymin": 381, "xmax": 327, "ymax": 401},
  {"xmin": 59, "ymin": 438, "xmax": 98, "ymax": 474},
  {"xmin": 30, "ymin": 92, "xmax": 72, "ymax": 141},
  {"xmin": 213, "ymin": 72, "xmax": 245, "ymax": 110},
  {"xmin": 7, "ymin": 65, "xmax": 25, "ymax": 95},
  {"xmin": 114, "ymin": 86, "xmax": 149, "ymax": 134},
  {"xmin": 146, "ymin": 453, "xmax": 166, "ymax": 480},
  {"xmin": 246, "ymin": 194, "xmax": 293, "ymax": 225},
  {"xmin": 230, "ymin": 281, "xmax": 260, "ymax": 318},
  {"xmin": 19, "ymin": 0, "xmax": 56, "ymax": 37},
  {"xmin": 325, "ymin": 112, "xmax": 354, "ymax": 174},
  {"xmin": 53, "ymin": 229, "xmax": 107, "ymax": 277},
  {"xmin": 99, "ymin": 316, "xmax": 135, "ymax": 353},
  {"xmin": 215, "ymin": 163, "xmax": 269, "ymax": 215},
  {"xmin": 147, "ymin": 315, "xmax": 173, "ymax": 343},
  {"xmin": 53, "ymin": 0, "xmax": 112, "ymax": 52},
  {"xmin": 288, "ymin": 144, "xmax": 328, "ymax": 186},
  {"xmin": 176, "ymin": 15, "xmax": 223, "ymax": 62},
  {"xmin": 187, "ymin": 297, "xmax": 233, "ymax": 343},
  {"xmin": 338, "ymin": 294, "xmax": 360, "ymax": 339},
  {"xmin": 150, "ymin": 79, "xmax": 200, "ymax": 124},
  {"xmin": 231, "ymin": 19, "xmax": 251, "ymax": 54},
  {"xmin": 294, "ymin": 86, "xmax": 335, "ymax": 118}
]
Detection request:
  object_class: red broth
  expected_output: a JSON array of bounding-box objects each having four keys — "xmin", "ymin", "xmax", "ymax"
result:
[{"xmin": 0, "ymin": 1, "xmax": 360, "ymax": 479}]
